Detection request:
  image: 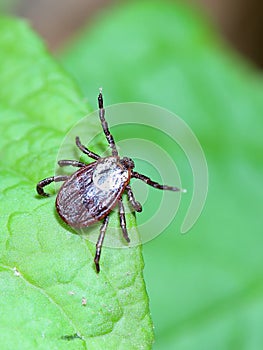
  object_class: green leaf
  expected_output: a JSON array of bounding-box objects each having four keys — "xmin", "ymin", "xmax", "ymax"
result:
[
  {"xmin": 60, "ymin": 1, "xmax": 263, "ymax": 349},
  {"xmin": 0, "ymin": 17, "xmax": 153, "ymax": 349}
]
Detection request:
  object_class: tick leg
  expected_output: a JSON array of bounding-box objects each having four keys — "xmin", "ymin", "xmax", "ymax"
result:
[
  {"xmin": 94, "ymin": 215, "xmax": 110, "ymax": 273},
  {"xmin": 132, "ymin": 171, "xmax": 183, "ymax": 192},
  {"xmin": 118, "ymin": 198, "xmax": 130, "ymax": 243},
  {"xmin": 58, "ymin": 160, "xmax": 86, "ymax": 167},
  {"xmin": 36, "ymin": 175, "xmax": 69, "ymax": 197},
  {"xmin": 75, "ymin": 136, "xmax": 100, "ymax": 160},
  {"xmin": 126, "ymin": 185, "xmax": 142, "ymax": 212},
  {"xmin": 98, "ymin": 89, "xmax": 118, "ymax": 157}
]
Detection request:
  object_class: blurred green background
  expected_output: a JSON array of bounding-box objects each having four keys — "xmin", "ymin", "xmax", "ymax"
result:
[{"xmin": 1, "ymin": 0, "xmax": 263, "ymax": 349}]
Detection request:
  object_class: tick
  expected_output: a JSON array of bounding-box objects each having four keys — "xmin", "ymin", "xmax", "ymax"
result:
[{"xmin": 36, "ymin": 90, "xmax": 185, "ymax": 272}]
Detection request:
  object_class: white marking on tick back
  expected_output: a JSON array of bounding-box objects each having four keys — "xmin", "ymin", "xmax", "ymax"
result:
[{"xmin": 93, "ymin": 157, "xmax": 129, "ymax": 191}]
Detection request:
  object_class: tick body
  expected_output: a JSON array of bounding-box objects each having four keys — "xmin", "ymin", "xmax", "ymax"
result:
[
  {"xmin": 56, "ymin": 156, "xmax": 131, "ymax": 228},
  {"xmin": 36, "ymin": 90, "xmax": 185, "ymax": 272}
]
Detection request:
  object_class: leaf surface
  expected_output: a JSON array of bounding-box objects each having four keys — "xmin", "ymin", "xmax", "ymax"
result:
[{"xmin": 0, "ymin": 17, "xmax": 153, "ymax": 350}]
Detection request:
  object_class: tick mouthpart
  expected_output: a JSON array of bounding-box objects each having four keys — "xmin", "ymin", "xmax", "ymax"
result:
[{"xmin": 120, "ymin": 157, "xmax": 135, "ymax": 170}]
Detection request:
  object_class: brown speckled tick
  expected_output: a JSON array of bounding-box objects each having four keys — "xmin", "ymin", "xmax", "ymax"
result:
[{"xmin": 36, "ymin": 89, "xmax": 185, "ymax": 272}]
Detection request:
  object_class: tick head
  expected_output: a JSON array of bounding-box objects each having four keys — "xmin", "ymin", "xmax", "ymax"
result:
[{"xmin": 120, "ymin": 157, "xmax": 135, "ymax": 170}]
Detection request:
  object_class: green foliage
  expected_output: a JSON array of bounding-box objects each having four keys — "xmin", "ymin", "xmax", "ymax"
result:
[
  {"xmin": 60, "ymin": 1, "xmax": 263, "ymax": 349},
  {"xmin": 0, "ymin": 17, "xmax": 153, "ymax": 349}
]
